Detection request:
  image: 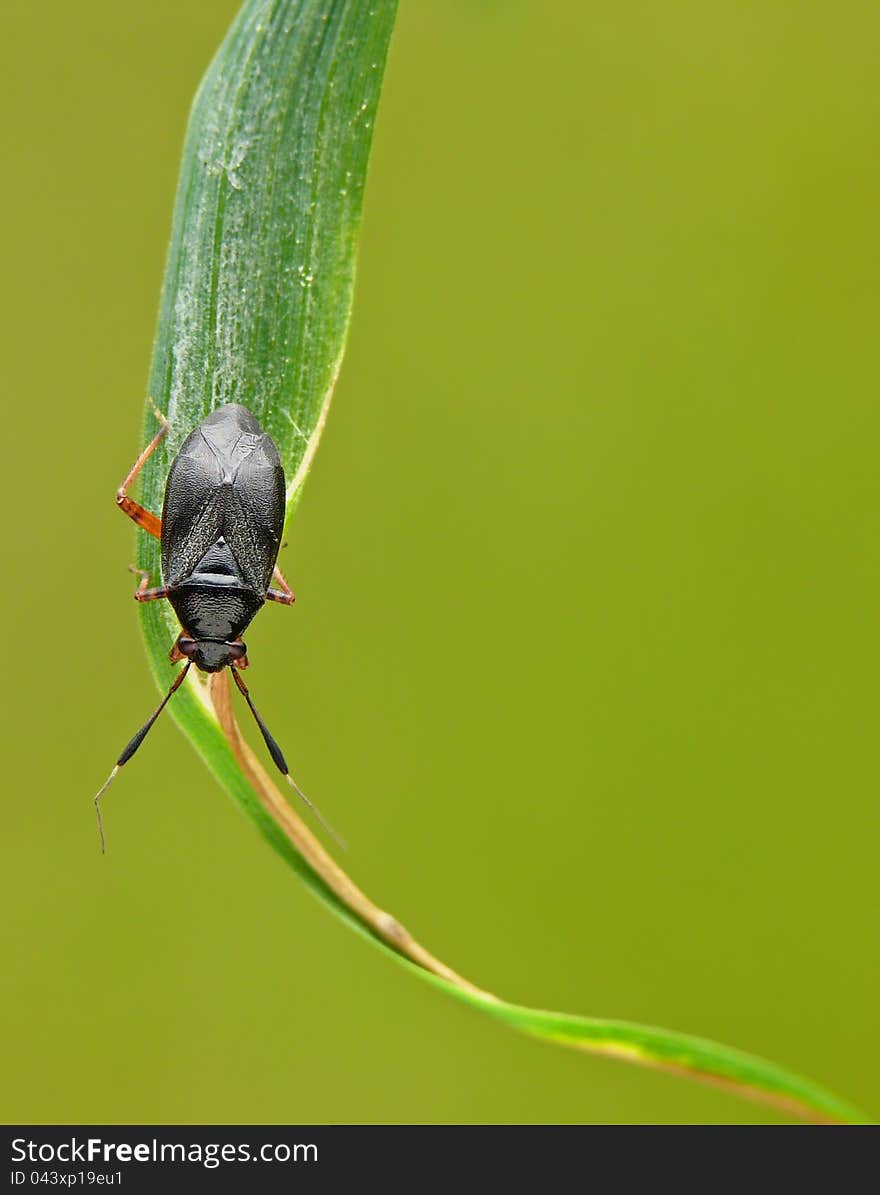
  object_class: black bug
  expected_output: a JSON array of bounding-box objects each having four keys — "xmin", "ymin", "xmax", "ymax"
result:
[{"xmin": 94, "ymin": 403, "xmax": 338, "ymax": 848}]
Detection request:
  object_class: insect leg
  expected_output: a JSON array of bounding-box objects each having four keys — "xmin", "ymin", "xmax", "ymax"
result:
[
  {"xmin": 116, "ymin": 412, "xmax": 169, "ymax": 539},
  {"xmin": 128, "ymin": 566, "xmax": 169, "ymax": 603},
  {"xmin": 266, "ymin": 564, "xmax": 296, "ymax": 605}
]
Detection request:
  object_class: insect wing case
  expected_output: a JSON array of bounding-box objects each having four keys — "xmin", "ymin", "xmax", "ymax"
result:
[{"xmin": 160, "ymin": 405, "xmax": 286, "ymax": 593}]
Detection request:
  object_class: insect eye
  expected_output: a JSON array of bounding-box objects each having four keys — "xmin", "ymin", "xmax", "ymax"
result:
[
  {"xmin": 228, "ymin": 641, "xmax": 248, "ymax": 662},
  {"xmin": 177, "ymin": 637, "xmax": 198, "ymax": 657}
]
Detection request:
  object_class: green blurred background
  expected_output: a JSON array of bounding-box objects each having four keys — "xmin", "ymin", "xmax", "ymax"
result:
[{"xmin": 2, "ymin": 0, "xmax": 878, "ymax": 1124}]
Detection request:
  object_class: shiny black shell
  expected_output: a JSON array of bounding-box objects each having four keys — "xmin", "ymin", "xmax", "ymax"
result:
[{"xmin": 160, "ymin": 404, "xmax": 285, "ymax": 643}]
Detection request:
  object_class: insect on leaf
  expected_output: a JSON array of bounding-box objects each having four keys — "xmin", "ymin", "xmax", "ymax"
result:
[{"xmin": 123, "ymin": 0, "xmax": 873, "ymax": 1125}]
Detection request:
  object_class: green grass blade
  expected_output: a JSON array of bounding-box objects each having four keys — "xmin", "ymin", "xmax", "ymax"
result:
[{"xmin": 128, "ymin": 0, "xmax": 872, "ymax": 1125}]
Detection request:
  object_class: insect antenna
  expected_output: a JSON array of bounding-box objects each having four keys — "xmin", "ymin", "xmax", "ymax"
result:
[
  {"xmin": 93, "ymin": 662, "xmax": 192, "ymax": 853},
  {"xmin": 230, "ymin": 666, "xmax": 346, "ymax": 849}
]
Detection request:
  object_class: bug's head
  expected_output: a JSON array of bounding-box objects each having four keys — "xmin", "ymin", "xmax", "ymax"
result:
[{"xmin": 171, "ymin": 636, "xmax": 249, "ymax": 673}]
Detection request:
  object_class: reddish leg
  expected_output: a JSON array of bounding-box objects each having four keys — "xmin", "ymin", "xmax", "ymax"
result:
[
  {"xmin": 116, "ymin": 414, "xmax": 168, "ymax": 540},
  {"xmin": 129, "ymin": 566, "xmax": 169, "ymax": 603},
  {"xmin": 267, "ymin": 563, "xmax": 296, "ymax": 606}
]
